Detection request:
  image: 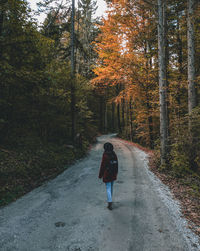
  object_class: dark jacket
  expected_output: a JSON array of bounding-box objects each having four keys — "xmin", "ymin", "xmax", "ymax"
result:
[{"xmin": 99, "ymin": 151, "xmax": 118, "ymax": 183}]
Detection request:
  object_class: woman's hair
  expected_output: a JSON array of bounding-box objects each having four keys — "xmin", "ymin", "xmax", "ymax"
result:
[{"xmin": 104, "ymin": 142, "xmax": 114, "ymax": 152}]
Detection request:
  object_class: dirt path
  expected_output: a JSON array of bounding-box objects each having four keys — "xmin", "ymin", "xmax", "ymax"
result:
[{"xmin": 0, "ymin": 135, "xmax": 199, "ymax": 251}]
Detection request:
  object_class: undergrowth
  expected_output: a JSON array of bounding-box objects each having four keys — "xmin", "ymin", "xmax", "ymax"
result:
[{"xmin": 0, "ymin": 139, "xmax": 91, "ymax": 207}]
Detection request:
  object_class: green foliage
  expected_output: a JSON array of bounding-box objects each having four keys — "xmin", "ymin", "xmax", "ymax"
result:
[
  {"xmin": 0, "ymin": 0, "xmax": 99, "ymax": 206},
  {"xmin": 170, "ymin": 107, "xmax": 200, "ymax": 176},
  {"xmin": 0, "ymin": 0, "xmax": 98, "ymax": 146},
  {"xmin": 170, "ymin": 141, "xmax": 191, "ymax": 176}
]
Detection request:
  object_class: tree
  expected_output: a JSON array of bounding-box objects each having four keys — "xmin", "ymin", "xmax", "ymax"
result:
[
  {"xmin": 157, "ymin": 0, "xmax": 168, "ymax": 165},
  {"xmin": 187, "ymin": 0, "xmax": 196, "ymax": 115},
  {"xmin": 76, "ymin": 0, "xmax": 98, "ymax": 77},
  {"xmin": 71, "ymin": 0, "xmax": 76, "ymax": 142},
  {"xmin": 92, "ymin": 0, "xmax": 158, "ymax": 144}
]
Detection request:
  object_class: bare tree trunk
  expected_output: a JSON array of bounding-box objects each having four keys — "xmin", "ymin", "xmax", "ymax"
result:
[
  {"xmin": 129, "ymin": 99, "xmax": 133, "ymax": 141},
  {"xmin": 126, "ymin": 100, "xmax": 129, "ymax": 139},
  {"xmin": 146, "ymin": 96, "xmax": 154, "ymax": 149},
  {"xmin": 70, "ymin": 0, "xmax": 76, "ymax": 142},
  {"xmin": 117, "ymin": 103, "xmax": 122, "ymax": 134},
  {"xmin": 0, "ymin": 4, "xmax": 5, "ymax": 37},
  {"xmin": 122, "ymin": 96, "xmax": 125, "ymax": 129},
  {"xmin": 158, "ymin": 0, "xmax": 168, "ymax": 165},
  {"xmin": 187, "ymin": 0, "xmax": 196, "ymax": 115},
  {"xmin": 0, "ymin": 8, "xmax": 4, "ymax": 58},
  {"xmin": 165, "ymin": 10, "xmax": 170, "ymax": 143},
  {"xmin": 176, "ymin": 14, "xmax": 183, "ymax": 118},
  {"xmin": 104, "ymin": 102, "xmax": 107, "ymax": 133},
  {"xmin": 75, "ymin": 0, "xmax": 80, "ymax": 74},
  {"xmin": 112, "ymin": 102, "xmax": 115, "ymax": 132},
  {"xmin": 99, "ymin": 96, "xmax": 104, "ymax": 132},
  {"xmin": 187, "ymin": 0, "xmax": 197, "ymax": 170},
  {"xmin": 146, "ymin": 38, "xmax": 154, "ymax": 149}
]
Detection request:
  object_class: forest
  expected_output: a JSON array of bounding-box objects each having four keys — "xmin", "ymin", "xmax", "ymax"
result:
[{"xmin": 0, "ymin": 0, "xmax": 200, "ymax": 210}]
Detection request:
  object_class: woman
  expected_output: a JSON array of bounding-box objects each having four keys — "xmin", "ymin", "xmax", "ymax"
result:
[{"xmin": 99, "ymin": 142, "xmax": 118, "ymax": 210}]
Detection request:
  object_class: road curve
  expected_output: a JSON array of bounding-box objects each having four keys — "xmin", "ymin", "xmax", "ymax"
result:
[{"xmin": 0, "ymin": 135, "xmax": 199, "ymax": 251}]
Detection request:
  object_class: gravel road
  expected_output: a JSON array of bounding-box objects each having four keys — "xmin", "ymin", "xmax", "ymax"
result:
[{"xmin": 0, "ymin": 134, "xmax": 200, "ymax": 251}]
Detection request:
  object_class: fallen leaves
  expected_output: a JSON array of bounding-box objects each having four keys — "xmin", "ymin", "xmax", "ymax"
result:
[
  {"xmin": 148, "ymin": 152, "xmax": 200, "ymax": 237},
  {"xmin": 119, "ymin": 138, "xmax": 200, "ymax": 237}
]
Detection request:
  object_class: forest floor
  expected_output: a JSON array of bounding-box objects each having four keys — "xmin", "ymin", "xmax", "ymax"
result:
[
  {"xmin": 0, "ymin": 134, "xmax": 199, "ymax": 251},
  {"xmin": 0, "ymin": 140, "xmax": 91, "ymax": 207},
  {"xmin": 119, "ymin": 138, "xmax": 200, "ymax": 238},
  {"xmin": 149, "ymin": 156, "xmax": 200, "ymax": 238}
]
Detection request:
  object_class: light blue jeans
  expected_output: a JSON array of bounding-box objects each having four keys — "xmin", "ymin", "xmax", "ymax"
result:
[{"xmin": 106, "ymin": 181, "xmax": 114, "ymax": 202}]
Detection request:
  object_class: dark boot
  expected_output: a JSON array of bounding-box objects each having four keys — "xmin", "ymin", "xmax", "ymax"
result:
[{"xmin": 107, "ymin": 202, "xmax": 112, "ymax": 210}]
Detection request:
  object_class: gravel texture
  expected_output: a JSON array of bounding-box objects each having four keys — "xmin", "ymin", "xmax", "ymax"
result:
[
  {"xmin": 134, "ymin": 147, "xmax": 200, "ymax": 251},
  {"xmin": 0, "ymin": 134, "xmax": 199, "ymax": 251}
]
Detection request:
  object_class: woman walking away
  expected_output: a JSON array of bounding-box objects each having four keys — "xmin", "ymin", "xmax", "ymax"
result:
[{"xmin": 99, "ymin": 142, "xmax": 118, "ymax": 210}]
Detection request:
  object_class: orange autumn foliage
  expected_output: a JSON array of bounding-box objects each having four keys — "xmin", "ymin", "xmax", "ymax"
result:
[{"xmin": 92, "ymin": 0, "xmax": 159, "ymax": 146}]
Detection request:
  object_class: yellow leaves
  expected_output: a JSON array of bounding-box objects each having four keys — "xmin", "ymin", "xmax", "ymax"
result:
[{"xmin": 91, "ymin": 0, "xmax": 159, "ymax": 145}]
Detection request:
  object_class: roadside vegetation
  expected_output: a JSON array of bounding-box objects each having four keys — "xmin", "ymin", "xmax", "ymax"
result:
[
  {"xmin": 0, "ymin": 0, "xmax": 200, "ymax": 235},
  {"xmin": 0, "ymin": 0, "xmax": 98, "ymax": 206},
  {"xmin": 92, "ymin": 0, "xmax": 200, "ymax": 235},
  {"xmin": 0, "ymin": 143, "xmax": 89, "ymax": 206}
]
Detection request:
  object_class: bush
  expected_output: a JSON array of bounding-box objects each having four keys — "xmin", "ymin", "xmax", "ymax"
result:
[{"xmin": 170, "ymin": 107, "xmax": 200, "ymax": 176}]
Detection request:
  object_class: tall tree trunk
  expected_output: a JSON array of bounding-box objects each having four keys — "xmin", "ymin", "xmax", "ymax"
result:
[
  {"xmin": 117, "ymin": 103, "xmax": 122, "ymax": 134},
  {"xmin": 0, "ymin": 9, "xmax": 4, "ymax": 59},
  {"xmin": 187, "ymin": 0, "xmax": 196, "ymax": 115},
  {"xmin": 0, "ymin": 6, "xmax": 4, "ymax": 37},
  {"xmin": 146, "ymin": 95, "xmax": 154, "ymax": 149},
  {"xmin": 187, "ymin": 0, "xmax": 197, "ymax": 170},
  {"xmin": 176, "ymin": 14, "xmax": 183, "ymax": 118},
  {"xmin": 145, "ymin": 39, "xmax": 154, "ymax": 149},
  {"xmin": 122, "ymin": 96, "xmax": 125, "ymax": 129},
  {"xmin": 70, "ymin": 80, "xmax": 76, "ymax": 142},
  {"xmin": 158, "ymin": 0, "xmax": 168, "ymax": 165},
  {"xmin": 129, "ymin": 99, "xmax": 133, "ymax": 141},
  {"xmin": 126, "ymin": 100, "xmax": 129, "ymax": 139},
  {"xmin": 99, "ymin": 96, "xmax": 104, "ymax": 132},
  {"xmin": 112, "ymin": 102, "xmax": 115, "ymax": 132},
  {"xmin": 104, "ymin": 102, "xmax": 107, "ymax": 133},
  {"xmin": 75, "ymin": 0, "xmax": 80, "ymax": 74},
  {"xmin": 70, "ymin": 0, "xmax": 76, "ymax": 142},
  {"xmin": 165, "ymin": 9, "xmax": 170, "ymax": 142}
]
